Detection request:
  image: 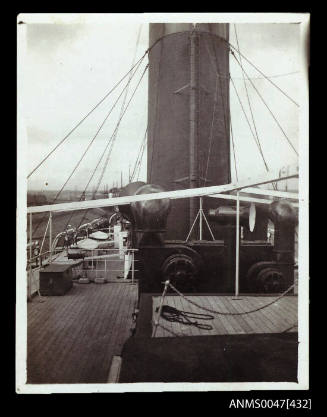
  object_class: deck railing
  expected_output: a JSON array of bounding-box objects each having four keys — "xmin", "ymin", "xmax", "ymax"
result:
[
  {"xmin": 78, "ymin": 248, "xmax": 138, "ymax": 283},
  {"xmin": 27, "ymin": 247, "xmax": 138, "ymax": 300},
  {"xmin": 27, "ymin": 247, "xmax": 64, "ymax": 269}
]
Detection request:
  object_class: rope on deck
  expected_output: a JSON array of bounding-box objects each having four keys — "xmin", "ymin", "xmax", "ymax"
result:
[
  {"xmin": 167, "ymin": 280, "xmax": 297, "ymax": 316},
  {"xmin": 152, "ymin": 279, "xmax": 298, "ymax": 337}
]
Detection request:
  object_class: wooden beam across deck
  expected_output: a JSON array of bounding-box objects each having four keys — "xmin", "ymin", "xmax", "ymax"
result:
[
  {"xmin": 241, "ymin": 187, "xmax": 299, "ymax": 200},
  {"xmin": 27, "ymin": 164, "xmax": 298, "ymax": 214},
  {"xmin": 208, "ymin": 193, "xmax": 299, "ymax": 207}
]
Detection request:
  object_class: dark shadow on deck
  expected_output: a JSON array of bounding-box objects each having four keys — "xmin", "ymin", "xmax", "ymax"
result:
[{"xmin": 119, "ymin": 333, "xmax": 298, "ymax": 383}]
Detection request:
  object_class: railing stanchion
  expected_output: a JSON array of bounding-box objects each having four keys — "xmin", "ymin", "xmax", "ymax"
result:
[
  {"xmin": 235, "ymin": 191, "xmax": 240, "ymax": 297},
  {"xmin": 28, "ymin": 213, "xmax": 33, "ymax": 299},
  {"xmin": 49, "ymin": 211, "xmax": 52, "ymax": 264},
  {"xmin": 199, "ymin": 197, "xmax": 203, "ymax": 240},
  {"xmin": 152, "ymin": 280, "xmax": 170, "ymax": 338},
  {"xmin": 29, "ymin": 213, "xmax": 32, "ymax": 262},
  {"xmin": 131, "ymin": 251, "xmax": 135, "ymax": 284}
]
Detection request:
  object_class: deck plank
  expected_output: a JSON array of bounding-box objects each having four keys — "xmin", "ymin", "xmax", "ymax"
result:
[
  {"xmin": 206, "ymin": 296, "xmax": 229, "ymax": 334},
  {"xmin": 222, "ymin": 296, "xmax": 254, "ymax": 334},
  {"xmin": 152, "ymin": 295, "xmax": 298, "ymax": 338},
  {"xmin": 59, "ymin": 283, "xmax": 121, "ymax": 383},
  {"xmin": 169, "ymin": 295, "xmax": 186, "ymax": 336},
  {"xmin": 28, "ymin": 288, "xmax": 83, "ymax": 358},
  {"xmin": 208, "ymin": 296, "xmax": 238, "ymax": 334},
  {"xmin": 239, "ymin": 297, "xmax": 276, "ymax": 333},
  {"xmin": 177, "ymin": 295, "xmax": 198, "ymax": 336},
  {"xmin": 27, "ymin": 282, "xmax": 137, "ymax": 384},
  {"xmin": 226, "ymin": 296, "xmax": 260, "ymax": 333},
  {"xmin": 248, "ymin": 297, "xmax": 297, "ymax": 333},
  {"xmin": 249, "ymin": 297, "xmax": 287, "ymax": 333},
  {"xmin": 191, "ymin": 296, "xmax": 217, "ymax": 336},
  {"xmin": 219, "ymin": 296, "xmax": 247, "ymax": 334},
  {"xmin": 227, "ymin": 296, "xmax": 263, "ymax": 334},
  {"xmin": 79, "ymin": 284, "xmax": 126, "ymax": 383}
]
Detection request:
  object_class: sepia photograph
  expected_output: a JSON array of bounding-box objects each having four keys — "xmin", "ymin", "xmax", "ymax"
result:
[{"xmin": 16, "ymin": 13, "xmax": 309, "ymax": 393}]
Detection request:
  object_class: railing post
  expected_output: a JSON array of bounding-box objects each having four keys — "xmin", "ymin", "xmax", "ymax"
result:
[
  {"xmin": 131, "ymin": 251, "xmax": 135, "ymax": 284},
  {"xmin": 152, "ymin": 280, "xmax": 170, "ymax": 338},
  {"xmin": 186, "ymin": 210, "xmax": 200, "ymax": 242},
  {"xmin": 199, "ymin": 197, "xmax": 203, "ymax": 240},
  {"xmin": 28, "ymin": 213, "xmax": 33, "ymax": 300},
  {"xmin": 235, "ymin": 191, "xmax": 240, "ymax": 297},
  {"xmin": 29, "ymin": 212, "xmax": 32, "ymax": 262},
  {"xmin": 49, "ymin": 211, "xmax": 52, "ymax": 263}
]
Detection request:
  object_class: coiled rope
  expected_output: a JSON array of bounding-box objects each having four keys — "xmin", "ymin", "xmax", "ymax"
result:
[
  {"xmin": 152, "ymin": 279, "xmax": 298, "ymax": 337},
  {"xmin": 156, "ymin": 304, "xmax": 214, "ymax": 330}
]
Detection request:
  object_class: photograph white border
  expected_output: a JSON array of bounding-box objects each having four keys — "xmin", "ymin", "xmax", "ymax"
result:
[{"xmin": 16, "ymin": 12, "xmax": 310, "ymax": 394}]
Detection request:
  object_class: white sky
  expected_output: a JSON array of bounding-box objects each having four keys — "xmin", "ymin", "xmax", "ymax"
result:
[{"xmin": 18, "ymin": 14, "xmax": 307, "ymax": 192}]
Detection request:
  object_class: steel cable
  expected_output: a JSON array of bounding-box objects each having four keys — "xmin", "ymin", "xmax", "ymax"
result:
[
  {"xmin": 33, "ymin": 57, "xmax": 147, "ymax": 236},
  {"xmin": 76, "ymin": 64, "xmax": 149, "ymax": 230},
  {"xmin": 230, "ymin": 76, "xmax": 271, "ymax": 172},
  {"xmin": 27, "ymin": 52, "xmax": 149, "ymax": 179},
  {"xmin": 234, "ymin": 25, "xmax": 270, "ymax": 176},
  {"xmin": 231, "ymin": 51, "xmax": 299, "ymax": 157}
]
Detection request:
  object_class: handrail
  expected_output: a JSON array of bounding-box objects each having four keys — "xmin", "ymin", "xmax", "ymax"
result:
[
  {"xmin": 27, "ymin": 164, "xmax": 298, "ymax": 214},
  {"xmin": 27, "ymin": 247, "xmax": 138, "ymax": 264},
  {"xmin": 27, "ymin": 248, "xmax": 63, "ymax": 264}
]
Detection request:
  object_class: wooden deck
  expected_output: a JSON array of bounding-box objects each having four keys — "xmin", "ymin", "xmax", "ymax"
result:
[
  {"xmin": 27, "ymin": 281, "xmax": 138, "ymax": 384},
  {"xmin": 152, "ymin": 295, "xmax": 297, "ymax": 338}
]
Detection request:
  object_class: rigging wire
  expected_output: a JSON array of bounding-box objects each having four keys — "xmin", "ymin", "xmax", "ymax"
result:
[
  {"xmin": 147, "ymin": 30, "xmax": 300, "ymax": 107},
  {"xmin": 231, "ymin": 51, "xmax": 299, "ymax": 157},
  {"xmin": 134, "ymin": 141, "xmax": 147, "ymax": 181},
  {"xmin": 137, "ymin": 129, "xmax": 147, "ymax": 181},
  {"xmin": 233, "ymin": 25, "xmax": 276, "ymax": 190},
  {"xmin": 29, "ymin": 30, "xmax": 300, "ymax": 237},
  {"xmin": 76, "ymin": 64, "xmax": 149, "ymax": 230},
  {"xmin": 202, "ymin": 34, "xmax": 289, "ymax": 185},
  {"xmin": 206, "ymin": 35, "xmax": 232, "ymax": 185},
  {"xmin": 135, "ymin": 145, "xmax": 146, "ymax": 181},
  {"xmin": 93, "ymin": 26, "xmax": 144, "ymax": 196},
  {"xmin": 216, "ymin": 71, "xmax": 300, "ymax": 81},
  {"xmin": 230, "ymin": 76, "xmax": 271, "ymax": 173},
  {"xmin": 148, "ymin": 38, "xmax": 164, "ymax": 183},
  {"xmin": 227, "ymin": 40, "xmax": 300, "ymax": 107},
  {"xmin": 33, "ymin": 57, "xmax": 147, "ymax": 236},
  {"xmin": 233, "ymin": 25, "xmax": 269, "ymax": 175},
  {"xmin": 230, "ymin": 111, "xmax": 238, "ymax": 182},
  {"xmin": 64, "ymin": 28, "xmax": 145, "ymax": 230},
  {"xmin": 131, "ymin": 125, "xmax": 147, "ymax": 182},
  {"xmin": 92, "ymin": 64, "xmax": 149, "ymax": 199},
  {"xmin": 130, "ymin": 125, "xmax": 148, "ymax": 182},
  {"xmin": 203, "ymin": 73, "xmax": 219, "ymax": 187},
  {"xmin": 27, "ymin": 52, "xmax": 149, "ymax": 179}
]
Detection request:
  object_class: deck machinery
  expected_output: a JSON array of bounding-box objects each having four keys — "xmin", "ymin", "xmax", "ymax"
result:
[
  {"xmin": 119, "ymin": 181, "xmax": 297, "ymax": 295},
  {"xmin": 138, "ymin": 23, "xmax": 297, "ymax": 296}
]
